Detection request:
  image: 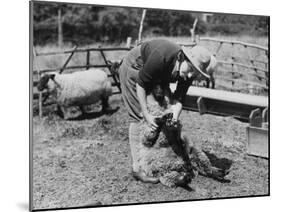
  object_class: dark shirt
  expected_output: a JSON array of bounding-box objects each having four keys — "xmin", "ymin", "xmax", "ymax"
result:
[{"xmin": 137, "ymin": 39, "xmax": 192, "ymax": 103}]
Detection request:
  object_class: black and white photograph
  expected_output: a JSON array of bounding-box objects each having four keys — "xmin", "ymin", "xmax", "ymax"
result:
[{"xmin": 30, "ymin": 0, "xmax": 269, "ymax": 211}]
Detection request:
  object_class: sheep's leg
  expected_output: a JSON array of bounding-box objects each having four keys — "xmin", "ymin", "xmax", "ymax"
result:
[
  {"xmin": 210, "ymin": 76, "xmax": 215, "ymax": 89},
  {"xmin": 57, "ymin": 105, "xmax": 64, "ymax": 119},
  {"xmin": 60, "ymin": 106, "xmax": 70, "ymax": 120},
  {"xmin": 79, "ymin": 105, "xmax": 86, "ymax": 115},
  {"xmin": 101, "ymin": 95, "xmax": 118, "ymax": 114},
  {"xmin": 180, "ymin": 134, "xmax": 194, "ymax": 165},
  {"xmin": 57, "ymin": 105, "xmax": 70, "ymax": 119},
  {"xmin": 205, "ymin": 79, "xmax": 210, "ymax": 88},
  {"xmin": 190, "ymin": 147, "xmax": 229, "ymax": 181},
  {"xmin": 101, "ymin": 96, "xmax": 109, "ymax": 113},
  {"xmin": 180, "ymin": 133, "xmax": 229, "ymax": 182}
]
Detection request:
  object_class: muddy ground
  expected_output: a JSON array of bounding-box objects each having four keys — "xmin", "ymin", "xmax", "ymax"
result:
[{"xmin": 32, "ymin": 96, "xmax": 268, "ymax": 210}]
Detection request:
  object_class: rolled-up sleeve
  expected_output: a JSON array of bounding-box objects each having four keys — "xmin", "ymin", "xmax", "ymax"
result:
[{"xmin": 173, "ymin": 78, "xmax": 193, "ymax": 103}]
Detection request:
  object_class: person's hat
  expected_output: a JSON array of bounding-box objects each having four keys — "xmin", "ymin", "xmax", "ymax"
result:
[{"xmin": 181, "ymin": 46, "xmax": 217, "ymax": 79}]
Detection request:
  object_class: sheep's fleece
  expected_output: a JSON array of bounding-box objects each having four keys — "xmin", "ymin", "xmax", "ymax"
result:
[
  {"xmin": 46, "ymin": 70, "xmax": 112, "ymax": 106},
  {"xmin": 130, "ymin": 89, "xmax": 229, "ymax": 188},
  {"xmin": 130, "ymin": 92, "xmax": 192, "ymax": 188}
]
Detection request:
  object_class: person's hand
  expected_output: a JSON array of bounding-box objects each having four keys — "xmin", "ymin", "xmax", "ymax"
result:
[
  {"xmin": 169, "ymin": 106, "xmax": 178, "ymax": 121},
  {"xmin": 170, "ymin": 102, "xmax": 182, "ymax": 121},
  {"xmin": 172, "ymin": 113, "xmax": 178, "ymax": 122},
  {"xmin": 145, "ymin": 113, "xmax": 158, "ymax": 131}
]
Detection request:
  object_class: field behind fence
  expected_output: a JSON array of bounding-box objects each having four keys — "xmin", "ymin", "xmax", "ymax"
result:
[{"xmin": 32, "ymin": 35, "xmax": 269, "ymax": 117}]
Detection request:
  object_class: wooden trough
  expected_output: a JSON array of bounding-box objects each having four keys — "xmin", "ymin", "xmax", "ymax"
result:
[
  {"xmin": 246, "ymin": 108, "xmax": 269, "ymax": 158},
  {"xmin": 170, "ymin": 84, "xmax": 268, "ymax": 121},
  {"xmin": 170, "ymin": 84, "xmax": 269, "ymax": 158},
  {"xmin": 33, "ymin": 37, "xmax": 268, "ymax": 119}
]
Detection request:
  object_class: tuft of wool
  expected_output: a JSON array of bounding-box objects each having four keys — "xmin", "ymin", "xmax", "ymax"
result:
[{"xmin": 51, "ymin": 70, "xmax": 112, "ymax": 106}]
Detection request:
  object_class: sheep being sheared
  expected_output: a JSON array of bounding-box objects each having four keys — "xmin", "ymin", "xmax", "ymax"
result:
[
  {"xmin": 130, "ymin": 84, "xmax": 192, "ymax": 188},
  {"xmin": 37, "ymin": 69, "xmax": 112, "ymax": 119},
  {"xmin": 131, "ymin": 84, "xmax": 230, "ymax": 188}
]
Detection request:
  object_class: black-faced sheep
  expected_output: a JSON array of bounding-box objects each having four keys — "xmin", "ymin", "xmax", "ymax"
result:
[
  {"xmin": 131, "ymin": 84, "xmax": 230, "ymax": 188},
  {"xmin": 37, "ymin": 69, "xmax": 112, "ymax": 119}
]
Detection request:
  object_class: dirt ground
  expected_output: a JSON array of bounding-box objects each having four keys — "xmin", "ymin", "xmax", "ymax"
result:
[{"xmin": 32, "ymin": 95, "xmax": 269, "ymax": 210}]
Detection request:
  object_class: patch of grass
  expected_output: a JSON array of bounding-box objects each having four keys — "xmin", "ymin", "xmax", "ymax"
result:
[
  {"xmin": 60, "ymin": 126, "xmax": 86, "ymax": 138},
  {"xmin": 32, "ymin": 98, "xmax": 268, "ymax": 209}
]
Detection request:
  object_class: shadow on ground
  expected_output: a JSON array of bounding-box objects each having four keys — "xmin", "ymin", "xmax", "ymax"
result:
[{"xmin": 67, "ymin": 107, "xmax": 120, "ymax": 121}]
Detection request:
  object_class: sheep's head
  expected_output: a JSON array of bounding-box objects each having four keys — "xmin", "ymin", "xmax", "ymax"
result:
[
  {"xmin": 156, "ymin": 113, "xmax": 182, "ymax": 136},
  {"xmin": 165, "ymin": 115, "xmax": 182, "ymax": 131},
  {"xmin": 37, "ymin": 73, "xmax": 56, "ymax": 92},
  {"xmin": 157, "ymin": 112, "xmax": 182, "ymax": 144},
  {"xmin": 107, "ymin": 60, "xmax": 122, "ymax": 76},
  {"xmin": 142, "ymin": 113, "xmax": 173, "ymax": 147},
  {"xmin": 154, "ymin": 113, "xmax": 173, "ymax": 127}
]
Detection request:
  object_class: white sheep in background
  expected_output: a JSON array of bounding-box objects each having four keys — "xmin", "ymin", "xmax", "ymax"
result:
[{"xmin": 37, "ymin": 69, "xmax": 112, "ymax": 119}]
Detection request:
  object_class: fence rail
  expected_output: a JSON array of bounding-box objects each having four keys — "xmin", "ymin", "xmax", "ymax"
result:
[
  {"xmin": 218, "ymin": 60, "xmax": 268, "ymax": 73},
  {"xmin": 231, "ymin": 56, "xmax": 268, "ymax": 66},
  {"xmin": 35, "ymin": 64, "xmax": 110, "ymax": 74},
  {"xmin": 36, "ymin": 46, "xmax": 132, "ymax": 56},
  {"xmin": 228, "ymin": 70, "xmax": 267, "ymax": 81},
  {"xmin": 33, "ymin": 45, "xmax": 130, "ymax": 117},
  {"xmin": 216, "ymin": 76, "xmax": 268, "ymax": 90},
  {"xmin": 33, "ymin": 37, "xmax": 269, "ymax": 118},
  {"xmin": 199, "ymin": 37, "xmax": 268, "ymax": 52},
  {"xmin": 197, "ymin": 36, "xmax": 269, "ymax": 91},
  {"xmin": 177, "ymin": 42, "xmax": 197, "ymax": 47}
]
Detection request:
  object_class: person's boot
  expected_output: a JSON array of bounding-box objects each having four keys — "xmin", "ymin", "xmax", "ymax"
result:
[{"xmin": 132, "ymin": 171, "xmax": 159, "ymax": 184}]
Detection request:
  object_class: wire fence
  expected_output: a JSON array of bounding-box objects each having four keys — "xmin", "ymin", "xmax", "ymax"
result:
[{"xmin": 196, "ymin": 36, "xmax": 269, "ymax": 94}]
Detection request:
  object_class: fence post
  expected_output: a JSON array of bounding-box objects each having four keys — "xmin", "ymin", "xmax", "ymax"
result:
[
  {"xmin": 86, "ymin": 49, "xmax": 90, "ymax": 70},
  {"xmin": 230, "ymin": 43, "xmax": 235, "ymax": 90},
  {"xmin": 126, "ymin": 37, "xmax": 132, "ymax": 48},
  {"xmin": 58, "ymin": 7, "xmax": 63, "ymax": 49},
  {"xmin": 33, "ymin": 47, "xmax": 43, "ymax": 118},
  {"xmin": 265, "ymin": 51, "xmax": 269, "ymax": 87},
  {"xmin": 250, "ymin": 60, "xmax": 262, "ymax": 82},
  {"xmin": 138, "ymin": 9, "xmax": 147, "ymax": 44},
  {"xmin": 59, "ymin": 45, "xmax": 78, "ymax": 74},
  {"xmin": 38, "ymin": 72, "xmax": 43, "ymax": 118},
  {"xmin": 99, "ymin": 48, "xmax": 121, "ymax": 92},
  {"xmin": 215, "ymin": 42, "xmax": 223, "ymax": 56},
  {"xmin": 190, "ymin": 18, "xmax": 198, "ymax": 42}
]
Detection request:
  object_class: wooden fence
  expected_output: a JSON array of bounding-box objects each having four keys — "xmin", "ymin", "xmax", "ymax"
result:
[
  {"xmin": 32, "ymin": 37, "xmax": 268, "ymax": 118},
  {"xmin": 33, "ymin": 46, "xmax": 132, "ymax": 92},
  {"xmin": 33, "ymin": 43, "xmax": 136, "ymax": 117},
  {"xmin": 196, "ymin": 36, "xmax": 269, "ymax": 93}
]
